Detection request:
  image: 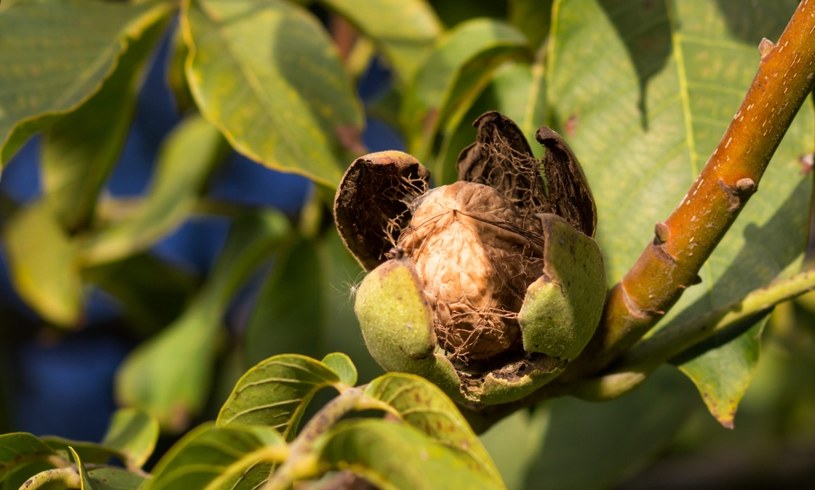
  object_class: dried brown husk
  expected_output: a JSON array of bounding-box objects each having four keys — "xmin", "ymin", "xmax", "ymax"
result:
[
  {"xmin": 334, "ymin": 111, "xmax": 597, "ymax": 369},
  {"xmin": 334, "ymin": 151, "xmax": 430, "ymax": 271}
]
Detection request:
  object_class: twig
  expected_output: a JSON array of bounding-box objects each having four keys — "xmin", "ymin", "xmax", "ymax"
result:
[
  {"xmin": 464, "ymin": 1, "xmax": 815, "ymax": 431},
  {"xmin": 575, "ymin": 268, "xmax": 815, "ymax": 400},
  {"xmin": 564, "ymin": 0, "xmax": 815, "ymax": 380}
]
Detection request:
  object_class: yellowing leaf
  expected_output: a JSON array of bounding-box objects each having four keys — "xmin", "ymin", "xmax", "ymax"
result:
[
  {"xmin": 0, "ymin": 0, "xmax": 173, "ymax": 165},
  {"xmin": 3, "ymin": 200, "xmax": 82, "ymax": 326},
  {"xmin": 182, "ymin": 0, "xmax": 363, "ymax": 187}
]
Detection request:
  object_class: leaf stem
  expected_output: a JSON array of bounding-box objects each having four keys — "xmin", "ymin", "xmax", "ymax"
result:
[
  {"xmin": 566, "ymin": 0, "xmax": 815, "ymax": 378},
  {"xmin": 19, "ymin": 467, "xmax": 81, "ymax": 490},
  {"xmin": 264, "ymin": 387, "xmax": 364, "ymax": 490},
  {"xmin": 573, "ymin": 268, "xmax": 815, "ymax": 400}
]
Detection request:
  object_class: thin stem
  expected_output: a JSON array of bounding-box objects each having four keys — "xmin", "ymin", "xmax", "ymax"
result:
[
  {"xmin": 263, "ymin": 387, "xmax": 365, "ymax": 490},
  {"xmin": 564, "ymin": 0, "xmax": 815, "ymax": 379},
  {"xmin": 566, "ymin": 269, "xmax": 815, "ymax": 400},
  {"xmin": 19, "ymin": 467, "xmax": 81, "ymax": 490}
]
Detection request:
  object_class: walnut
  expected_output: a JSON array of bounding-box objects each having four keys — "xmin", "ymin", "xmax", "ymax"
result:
[
  {"xmin": 398, "ymin": 181, "xmax": 544, "ymax": 363},
  {"xmin": 335, "ymin": 111, "xmax": 605, "ymax": 404}
]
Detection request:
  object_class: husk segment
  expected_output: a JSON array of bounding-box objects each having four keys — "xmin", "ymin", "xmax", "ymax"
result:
[{"xmin": 337, "ymin": 111, "xmax": 606, "ymax": 405}]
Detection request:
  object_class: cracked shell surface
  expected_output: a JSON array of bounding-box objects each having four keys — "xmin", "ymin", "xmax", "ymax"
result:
[{"xmin": 398, "ymin": 181, "xmax": 544, "ymax": 363}]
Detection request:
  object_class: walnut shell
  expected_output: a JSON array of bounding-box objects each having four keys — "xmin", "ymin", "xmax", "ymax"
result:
[{"xmin": 398, "ymin": 181, "xmax": 544, "ymax": 363}]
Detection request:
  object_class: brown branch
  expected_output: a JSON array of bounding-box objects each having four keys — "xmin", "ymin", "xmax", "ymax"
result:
[
  {"xmin": 464, "ymin": 3, "xmax": 815, "ymax": 431},
  {"xmin": 562, "ymin": 0, "xmax": 815, "ymax": 380}
]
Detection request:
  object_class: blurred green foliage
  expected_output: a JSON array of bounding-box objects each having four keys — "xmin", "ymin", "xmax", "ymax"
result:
[{"xmin": 1, "ymin": 0, "xmax": 814, "ymax": 488}]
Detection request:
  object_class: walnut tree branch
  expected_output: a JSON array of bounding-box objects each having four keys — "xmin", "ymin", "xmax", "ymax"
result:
[{"xmin": 563, "ymin": 0, "xmax": 815, "ymax": 380}]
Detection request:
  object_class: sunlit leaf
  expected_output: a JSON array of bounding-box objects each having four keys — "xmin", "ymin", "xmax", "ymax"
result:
[
  {"xmin": 102, "ymin": 408, "xmax": 159, "ymax": 470},
  {"xmin": 116, "ymin": 212, "xmax": 290, "ymax": 432},
  {"xmin": 317, "ymin": 419, "xmax": 503, "ymax": 490},
  {"xmin": 40, "ymin": 12, "xmax": 170, "ymax": 232},
  {"xmin": 401, "ymin": 18, "xmax": 529, "ymax": 170},
  {"xmin": 2, "ymin": 200, "xmax": 82, "ymax": 326},
  {"xmin": 68, "ymin": 447, "xmax": 94, "ymax": 490},
  {"xmin": 364, "ymin": 373, "xmax": 503, "ymax": 486},
  {"xmin": 548, "ymin": 0, "xmax": 811, "ymax": 422},
  {"xmin": 486, "ymin": 61, "xmax": 546, "ymax": 148},
  {"xmin": 80, "ymin": 115, "xmax": 227, "ymax": 265},
  {"xmin": 0, "ymin": 0, "xmax": 174, "ymax": 165},
  {"xmin": 318, "ymin": 0, "xmax": 441, "ymax": 84},
  {"xmin": 182, "ymin": 0, "xmax": 363, "ymax": 187},
  {"xmin": 217, "ymin": 354, "xmax": 342, "ymax": 439},
  {"xmin": 435, "ymin": 60, "xmax": 546, "ymax": 183},
  {"xmin": 322, "ymin": 352, "xmax": 357, "ymax": 387},
  {"xmin": 676, "ymin": 318, "xmax": 767, "ymax": 428},
  {"xmin": 146, "ymin": 423, "xmax": 285, "ymax": 490}
]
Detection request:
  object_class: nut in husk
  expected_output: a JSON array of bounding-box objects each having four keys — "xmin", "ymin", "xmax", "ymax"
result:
[{"xmin": 335, "ymin": 112, "xmax": 606, "ymax": 404}]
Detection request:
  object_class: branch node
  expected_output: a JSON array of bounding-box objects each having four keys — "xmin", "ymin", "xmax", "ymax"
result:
[
  {"xmin": 758, "ymin": 37, "xmax": 775, "ymax": 60},
  {"xmin": 719, "ymin": 178, "xmax": 757, "ymax": 211},
  {"xmin": 653, "ymin": 222, "xmax": 670, "ymax": 244},
  {"xmin": 735, "ymin": 177, "xmax": 757, "ymax": 194},
  {"xmin": 690, "ymin": 274, "xmax": 703, "ymax": 285},
  {"xmin": 618, "ymin": 282, "xmax": 656, "ymax": 320},
  {"xmin": 651, "ymin": 241, "xmax": 677, "ymax": 266}
]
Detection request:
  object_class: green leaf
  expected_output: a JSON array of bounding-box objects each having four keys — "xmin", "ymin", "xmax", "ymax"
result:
[
  {"xmin": 0, "ymin": 433, "xmax": 58, "ymax": 480},
  {"xmin": 68, "ymin": 447, "xmax": 95, "ymax": 490},
  {"xmin": 2, "ymin": 200, "xmax": 82, "ymax": 326},
  {"xmin": 80, "ymin": 115, "xmax": 227, "ymax": 265},
  {"xmin": 86, "ymin": 468, "xmax": 146, "ymax": 490},
  {"xmin": 364, "ymin": 373, "xmax": 502, "ymax": 487},
  {"xmin": 40, "ymin": 11, "xmax": 170, "ymax": 233},
  {"xmin": 401, "ymin": 18, "xmax": 529, "ymax": 168},
  {"xmin": 116, "ymin": 212, "xmax": 290, "ymax": 432},
  {"xmin": 1, "ymin": 462, "xmax": 56, "ymax": 490},
  {"xmin": 508, "ymin": 0, "xmax": 553, "ymax": 49},
  {"xmin": 479, "ymin": 409, "xmax": 548, "ymax": 490},
  {"xmin": 434, "ymin": 60, "xmax": 547, "ymax": 183},
  {"xmin": 217, "ymin": 354, "xmax": 342, "ymax": 439},
  {"xmin": 676, "ymin": 318, "xmax": 767, "ymax": 428},
  {"xmin": 244, "ymin": 237, "xmax": 325, "ymax": 366},
  {"xmin": 0, "ymin": 0, "xmax": 173, "ymax": 165},
  {"xmin": 321, "ymin": 352, "xmax": 358, "ymax": 387},
  {"xmin": 548, "ymin": 0, "xmax": 812, "ymax": 420},
  {"xmin": 41, "ymin": 435, "xmax": 117, "ymax": 466},
  {"xmin": 486, "ymin": 61, "xmax": 546, "ymax": 148},
  {"xmin": 318, "ymin": 0, "xmax": 442, "ymax": 84},
  {"xmin": 102, "ymin": 408, "xmax": 159, "ymax": 470},
  {"xmin": 83, "ymin": 253, "xmax": 198, "ymax": 335},
  {"xmin": 317, "ymin": 418, "xmax": 502, "ymax": 490},
  {"xmin": 182, "ymin": 0, "xmax": 363, "ymax": 187},
  {"xmin": 522, "ymin": 367, "xmax": 694, "ymax": 490},
  {"xmin": 146, "ymin": 423, "xmax": 285, "ymax": 490},
  {"xmin": 166, "ymin": 26, "xmax": 196, "ymax": 115}
]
